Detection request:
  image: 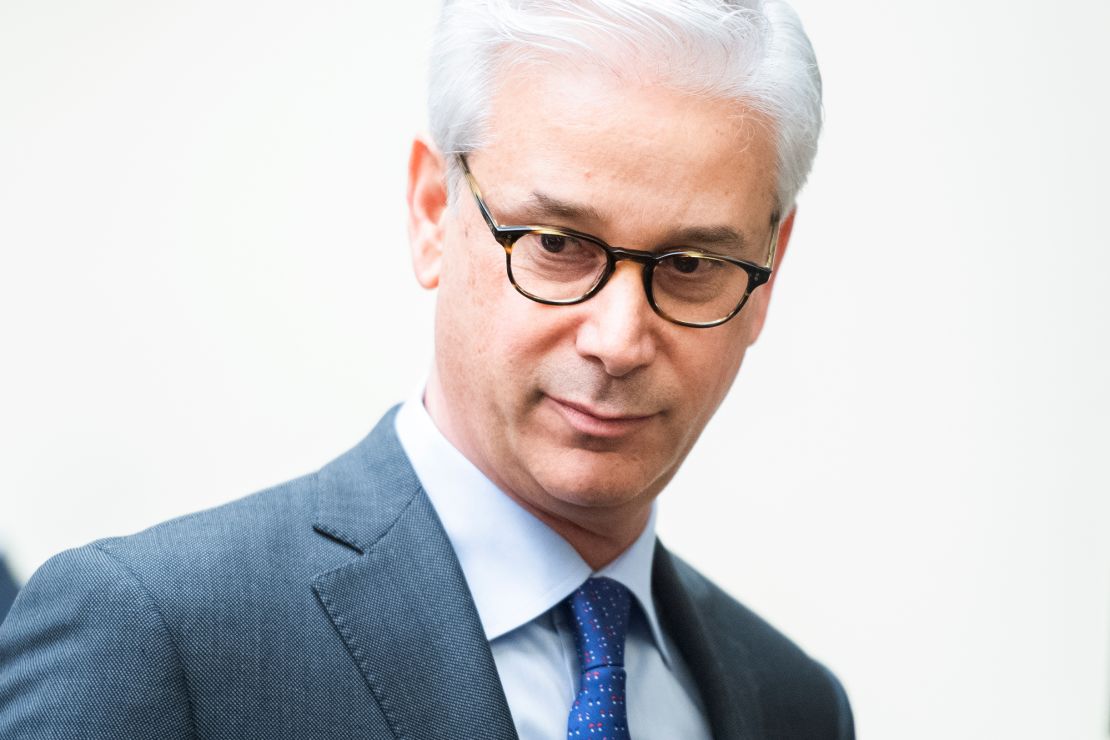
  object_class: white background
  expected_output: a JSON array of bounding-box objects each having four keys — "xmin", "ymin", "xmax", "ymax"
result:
[{"xmin": 2, "ymin": 1, "xmax": 1108, "ymax": 737}]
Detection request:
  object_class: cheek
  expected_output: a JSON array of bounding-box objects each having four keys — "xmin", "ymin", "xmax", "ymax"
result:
[
  {"xmin": 681, "ymin": 330, "xmax": 751, "ymax": 416},
  {"xmin": 500, "ymin": 316, "xmax": 570, "ymax": 399},
  {"xmin": 435, "ymin": 227, "xmax": 553, "ymax": 395},
  {"xmin": 444, "ymin": 221, "xmax": 494, "ymax": 298},
  {"xmin": 439, "ymin": 221, "xmax": 509, "ymax": 328},
  {"xmin": 434, "ymin": 233, "xmax": 501, "ymax": 387}
]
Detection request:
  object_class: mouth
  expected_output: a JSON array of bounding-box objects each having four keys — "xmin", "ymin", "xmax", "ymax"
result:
[{"xmin": 545, "ymin": 395, "xmax": 656, "ymax": 439}]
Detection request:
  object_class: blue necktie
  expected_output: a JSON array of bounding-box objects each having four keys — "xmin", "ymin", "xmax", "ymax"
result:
[{"xmin": 565, "ymin": 577, "xmax": 632, "ymax": 740}]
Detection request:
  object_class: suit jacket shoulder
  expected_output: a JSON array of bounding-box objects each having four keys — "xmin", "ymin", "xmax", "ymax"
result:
[
  {"xmin": 0, "ymin": 465, "xmax": 400, "ymax": 739},
  {"xmin": 0, "ymin": 411, "xmax": 477, "ymax": 739}
]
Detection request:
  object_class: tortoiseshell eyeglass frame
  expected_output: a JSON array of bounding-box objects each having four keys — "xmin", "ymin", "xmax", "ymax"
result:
[{"xmin": 456, "ymin": 154, "xmax": 780, "ymax": 328}]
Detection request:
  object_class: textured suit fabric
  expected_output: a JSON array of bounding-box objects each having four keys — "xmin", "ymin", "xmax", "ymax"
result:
[
  {"xmin": 0, "ymin": 555, "xmax": 18, "ymax": 625},
  {"xmin": 0, "ymin": 408, "xmax": 854, "ymax": 739}
]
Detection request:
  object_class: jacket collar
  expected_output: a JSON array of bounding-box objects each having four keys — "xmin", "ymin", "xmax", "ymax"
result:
[
  {"xmin": 653, "ymin": 541, "xmax": 765, "ymax": 739},
  {"xmin": 311, "ymin": 407, "xmax": 518, "ymax": 740}
]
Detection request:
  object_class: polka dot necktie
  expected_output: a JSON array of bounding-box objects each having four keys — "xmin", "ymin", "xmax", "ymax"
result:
[{"xmin": 565, "ymin": 577, "xmax": 633, "ymax": 740}]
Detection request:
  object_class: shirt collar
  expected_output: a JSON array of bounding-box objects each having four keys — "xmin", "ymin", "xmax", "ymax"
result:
[{"xmin": 394, "ymin": 390, "xmax": 673, "ymax": 666}]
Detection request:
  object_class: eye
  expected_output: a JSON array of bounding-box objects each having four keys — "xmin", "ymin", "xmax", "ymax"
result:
[
  {"xmin": 539, "ymin": 234, "xmax": 568, "ymax": 253},
  {"xmin": 671, "ymin": 255, "xmax": 701, "ymax": 274}
]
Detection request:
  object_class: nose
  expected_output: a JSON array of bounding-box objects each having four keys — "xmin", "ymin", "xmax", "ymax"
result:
[{"xmin": 574, "ymin": 261, "xmax": 658, "ymax": 377}]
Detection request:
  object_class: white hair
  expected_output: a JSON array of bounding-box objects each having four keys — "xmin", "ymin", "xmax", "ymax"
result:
[{"xmin": 428, "ymin": 0, "xmax": 823, "ymax": 214}]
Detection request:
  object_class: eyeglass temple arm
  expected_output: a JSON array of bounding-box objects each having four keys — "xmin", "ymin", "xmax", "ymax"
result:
[
  {"xmin": 456, "ymin": 154, "xmax": 506, "ymax": 239},
  {"xmin": 764, "ymin": 208, "xmax": 784, "ymax": 274}
]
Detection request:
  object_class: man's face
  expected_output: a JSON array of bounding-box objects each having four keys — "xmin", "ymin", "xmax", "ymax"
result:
[{"xmin": 411, "ymin": 64, "xmax": 787, "ymax": 531}]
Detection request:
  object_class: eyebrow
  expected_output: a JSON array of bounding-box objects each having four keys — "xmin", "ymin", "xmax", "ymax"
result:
[
  {"xmin": 665, "ymin": 225, "xmax": 748, "ymax": 252},
  {"xmin": 521, "ymin": 191, "xmax": 605, "ymax": 224},
  {"xmin": 515, "ymin": 190, "xmax": 751, "ymax": 255}
]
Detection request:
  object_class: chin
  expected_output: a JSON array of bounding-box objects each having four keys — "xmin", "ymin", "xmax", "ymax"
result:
[{"xmin": 529, "ymin": 449, "xmax": 665, "ymax": 511}]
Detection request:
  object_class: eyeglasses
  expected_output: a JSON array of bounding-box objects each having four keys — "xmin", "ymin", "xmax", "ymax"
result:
[{"xmin": 457, "ymin": 154, "xmax": 779, "ymax": 328}]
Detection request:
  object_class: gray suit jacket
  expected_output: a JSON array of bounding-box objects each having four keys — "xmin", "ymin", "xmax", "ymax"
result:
[
  {"xmin": 0, "ymin": 408, "xmax": 853, "ymax": 739},
  {"xmin": 0, "ymin": 555, "xmax": 18, "ymax": 625}
]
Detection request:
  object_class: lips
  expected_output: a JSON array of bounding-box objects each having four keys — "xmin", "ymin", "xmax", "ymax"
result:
[{"xmin": 546, "ymin": 395, "xmax": 656, "ymax": 439}]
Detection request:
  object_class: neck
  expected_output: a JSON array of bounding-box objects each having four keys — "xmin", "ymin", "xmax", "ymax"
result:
[{"xmin": 503, "ymin": 492, "xmax": 652, "ymax": 571}]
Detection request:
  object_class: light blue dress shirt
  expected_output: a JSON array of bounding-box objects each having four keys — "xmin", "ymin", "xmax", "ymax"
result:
[{"xmin": 395, "ymin": 394, "xmax": 711, "ymax": 740}]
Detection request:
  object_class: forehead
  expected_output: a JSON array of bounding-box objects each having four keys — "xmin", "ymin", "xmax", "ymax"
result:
[{"xmin": 471, "ymin": 62, "xmax": 780, "ymax": 241}]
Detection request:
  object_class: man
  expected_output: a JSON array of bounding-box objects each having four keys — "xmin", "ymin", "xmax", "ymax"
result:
[{"xmin": 0, "ymin": 1, "xmax": 852, "ymax": 738}]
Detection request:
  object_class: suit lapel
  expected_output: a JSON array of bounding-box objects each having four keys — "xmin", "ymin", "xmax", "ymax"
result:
[
  {"xmin": 311, "ymin": 409, "xmax": 518, "ymax": 740},
  {"xmin": 653, "ymin": 542, "xmax": 763, "ymax": 740}
]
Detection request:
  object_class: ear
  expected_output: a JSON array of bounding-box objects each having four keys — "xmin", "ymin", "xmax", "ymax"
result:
[
  {"xmin": 741, "ymin": 206, "xmax": 796, "ymax": 344},
  {"xmin": 407, "ymin": 133, "xmax": 449, "ymax": 289}
]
